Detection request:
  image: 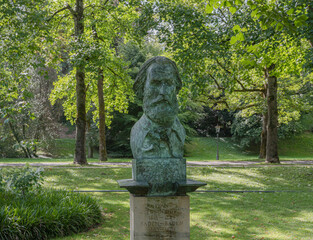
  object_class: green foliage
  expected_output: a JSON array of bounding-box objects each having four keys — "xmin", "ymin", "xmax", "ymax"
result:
[
  {"xmin": 231, "ymin": 114, "xmax": 262, "ymax": 148},
  {"xmin": 300, "ymin": 111, "xmax": 313, "ymax": 132},
  {"xmin": 231, "ymin": 113, "xmax": 312, "ymax": 149},
  {"xmin": 118, "ymin": 40, "xmax": 164, "ymax": 79},
  {"xmin": 0, "ymin": 129, "xmax": 22, "ymax": 158},
  {"xmin": 138, "ymin": 1, "xmax": 312, "ymax": 160},
  {"xmin": 190, "ymin": 107, "xmax": 234, "ymax": 138},
  {"xmin": 0, "ymin": 0, "xmax": 61, "ymax": 158},
  {"xmin": 0, "ymin": 165, "xmax": 44, "ymax": 196},
  {"xmin": 0, "ymin": 189, "xmax": 102, "ymax": 240},
  {"xmin": 48, "ymin": 0, "xmax": 140, "ymax": 128},
  {"xmin": 0, "ymin": 0, "xmax": 48, "ymax": 119}
]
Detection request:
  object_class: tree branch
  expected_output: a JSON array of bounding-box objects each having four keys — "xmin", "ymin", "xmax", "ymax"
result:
[
  {"xmin": 235, "ymin": 103, "xmax": 258, "ymax": 111},
  {"xmin": 84, "ymin": 0, "xmax": 110, "ymax": 11},
  {"xmin": 106, "ymin": 66, "xmax": 124, "ymax": 80},
  {"xmin": 207, "ymin": 95, "xmax": 230, "ymax": 109},
  {"xmin": 208, "ymin": 73, "xmax": 225, "ymax": 90},
  {"xmin": 214, "ymin": 57, "xmax": 265, "ymax": 92},
  {"xmin": 234, "ymin": 88, "xmax": 265, "ymax": 93},
  {"xmin": 208, "ymin": 95, "xmax": 259, "ymax": 111},
  {"xmin": 48, "ymin": 4, "xmax": 76, "ymax": 21}
]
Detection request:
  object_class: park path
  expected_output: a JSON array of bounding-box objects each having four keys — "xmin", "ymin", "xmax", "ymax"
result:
[{"xmin": 0, "ymin": 160, "xmax": 313, "ymax": 167}]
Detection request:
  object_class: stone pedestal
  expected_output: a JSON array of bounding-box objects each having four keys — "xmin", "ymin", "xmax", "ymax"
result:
[{"xmin": 130, "ymin": 194, "xmax": 190, "ymax": 240}]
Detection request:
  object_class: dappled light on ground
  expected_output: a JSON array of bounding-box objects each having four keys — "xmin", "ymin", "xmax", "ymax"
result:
[{"xmin": 34, "ymin": 166, "xmax": 313, "ymax": 239}]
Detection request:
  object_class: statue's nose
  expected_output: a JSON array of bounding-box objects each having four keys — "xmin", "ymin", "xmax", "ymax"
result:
[{"xmin": 160, "ymin": 83, "xmax": 166, "ymax": 95}]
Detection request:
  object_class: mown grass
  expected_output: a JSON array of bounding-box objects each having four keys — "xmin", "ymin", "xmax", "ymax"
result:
[
  {"xmin": 32, "ymin": 166, "xmax": 313, "ymax": 240},
  {"xmin": 184, "ymin": 137, "xmax": 256, "ymax": 161},
  {"xmin": 279, "ymin": 132, "xmax": 313, "ymax": 160},
  {"xmin": 2, "ymin": 132, "xmax": 312, "ymax": 163},
  {"xmin": 185, "ymin": 132, "xmax": 313, "ymax": 161}
]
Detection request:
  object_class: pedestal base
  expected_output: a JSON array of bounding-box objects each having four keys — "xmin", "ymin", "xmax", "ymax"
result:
[{"xmin": 130, "ymin": 194, "xmax": 190, "ymax": 240}]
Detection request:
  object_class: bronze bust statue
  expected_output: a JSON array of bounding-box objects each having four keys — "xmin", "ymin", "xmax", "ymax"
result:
[
  {"xmin": 130, "ymin": 56, "xmax": 185, "ymax": 159},
  {"xmin": 118, "ymin": 56, "xmax": 205, "ymax": 196}
]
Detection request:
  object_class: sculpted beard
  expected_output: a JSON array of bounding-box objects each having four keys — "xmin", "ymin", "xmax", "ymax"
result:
[{"xmin": 143, "ymin": 94, "xmax": 179, "ymax": 125}]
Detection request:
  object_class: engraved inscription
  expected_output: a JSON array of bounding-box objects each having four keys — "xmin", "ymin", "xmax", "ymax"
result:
[{"xmin": 132, "ymin": 196, "xmax": 189, "ymax": 239}]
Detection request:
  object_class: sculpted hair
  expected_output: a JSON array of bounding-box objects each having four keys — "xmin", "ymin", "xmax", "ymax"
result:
[{"xmin": 133, "ymin": 56, "xmax": 182, "ymax": 100}]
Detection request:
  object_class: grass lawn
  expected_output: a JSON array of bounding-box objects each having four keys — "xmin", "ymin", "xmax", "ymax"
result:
[
  {"xmin": 20, "ymin": 165, "xmax": 310, "ymax": 240},
  {"xmin": 1, "ymin": 132, "xmax": 312, "ymax": 163},
  {"xmin": 185, "ymin": 132, "xmax": 313, "ymax": 161}
]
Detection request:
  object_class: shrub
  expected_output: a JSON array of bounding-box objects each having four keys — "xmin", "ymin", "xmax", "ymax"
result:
[
  {"xmin": 0, "ymin": 189, "xmax": 102, "ymax": 240},
  {"xmin": 0, "ymin": 165, "xmax": 44, "ymax": 195},
  {"xmin": 0, "ymin": 166, "xmax": 102, "ymax": 240}
]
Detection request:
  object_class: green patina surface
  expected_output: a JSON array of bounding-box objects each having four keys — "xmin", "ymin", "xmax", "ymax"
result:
[
  {"xmin": 133, "ymin": 158, "xmax": 186, "ymax": 196},
  {"xmin": 119, "ymin": 56, "xmax": 205, "ymax": 196}
]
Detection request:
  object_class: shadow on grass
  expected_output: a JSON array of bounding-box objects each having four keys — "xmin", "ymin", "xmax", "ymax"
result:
[
  {"xmin": 188, "ymin": 167, "xmax": 313, "ymax": 239},
  {"xmin": 190, "ymin": 191, "xmax": 313, "ymax": 240},
  {"xmin": 43, "ymin": 166, "xmax": 313, "ymax": 240}
]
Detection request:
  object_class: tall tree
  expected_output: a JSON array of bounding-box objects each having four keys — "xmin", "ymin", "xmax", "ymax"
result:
[
  {"xmin": 74, "ymin": 0, "xmax": 87, "ymax": 164},
  {"xmin": 49, "ymin": 0, "xmax": 139, "ymax": 163},
  {"xmin": 137, "ymin": 0, "xmax": 311, "ymax": 162}
]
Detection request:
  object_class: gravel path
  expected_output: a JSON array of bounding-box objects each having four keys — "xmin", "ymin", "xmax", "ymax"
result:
[{"xmin": 0, "ymin": 160, "xmax": 312, "ymax": 167}]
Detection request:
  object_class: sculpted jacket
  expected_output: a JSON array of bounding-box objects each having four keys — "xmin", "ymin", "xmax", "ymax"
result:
[{"xmin": 130, "ymin": 114, "xmax": 186, "ymax": 159}]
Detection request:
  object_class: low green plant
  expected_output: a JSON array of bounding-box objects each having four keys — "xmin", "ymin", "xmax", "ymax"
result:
[
  {"xmin": 0, "ymin": 189, "xmax": 102, "ymax": 240},
  {"xmin": 0, "ymin": 166, "xmax": 102, "ymax": 240},
  {"xmin": 0, "ymin": 164, "xmax": 44, "ymax": 195}
]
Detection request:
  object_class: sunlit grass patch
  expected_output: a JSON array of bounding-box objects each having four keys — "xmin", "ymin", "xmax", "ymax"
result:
[
  {"xmin": 1, "ymin": 163, "xmax": 312, "ymax": 239},
  {"xmin": 29, "ymin": 166, "xmax": 313, "ymax": 239}
]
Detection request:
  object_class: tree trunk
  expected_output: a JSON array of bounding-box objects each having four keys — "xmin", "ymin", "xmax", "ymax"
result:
[
  {"xmin": 259, "ymin": 111, "xmax": 268, "ymax": 159},
  {"xmin": 98, "ymin": 68, "xmax": 108, "ymax": 161},
  {"xmin": 308, "ymin": 4, "xmax": 313, "ymax": 47},
  {"xmin": 259, "ymin": 84, "xmax": 268, "ymax": 159},
  {"xmin": 86, "ymin": 118, "xmax": 94, "ymax": 158},
  {"xmin": 9, "ymin": 122, "xmax": 31, "ymax": 158},
  {"xmin": 73, "ymin": 0, "xmax": 87, "ymax": 165},
  {"xmin": 266, "ymin": 75, "xmax": 280, "ymax": 163},
  {"xmin": 88, "ymin": 142, "xmax": 94, "ymax": 158}
]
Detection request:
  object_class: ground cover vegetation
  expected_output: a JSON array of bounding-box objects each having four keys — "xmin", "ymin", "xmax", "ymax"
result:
[
  {"xmin": 0, "ymin": 166, "xmax": 102, "ymax": 240},
  {"xmin": 0, "ymin": 0, "xmax": 312, "ymax": 164},
  {"xmin": 0, "ymin": 165, "xmax": 305, "ymax": 240}
]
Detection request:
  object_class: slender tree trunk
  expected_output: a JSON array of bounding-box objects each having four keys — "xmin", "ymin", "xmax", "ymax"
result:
[
  {"xmin": 266, "ymin": 75, "xmax": 280, "ymax": 163},
  {"xmin": 9, "ymin": 122, "xmax": 30, "ymax": 158},
  {"xmin": 98, "ymin": 68, "xmax": 108, "ymax": 161},
  {"xmin": 259, "ymin": 111, "xmax": 268, "ymax": 159},
  {"xmin": 73, "ymin": 0, "xmax": 87, "ymax": 165},
  {"xmin": 88, "ymin": 142, "xmax": 94, "ymax": 158},
  {"xmin": 259, "ymin": 85, "xmax": 268, "ymax": 159},
  {"xmin": 308, "ymin": 5, "xmax": 313, "ymax": 47},
  {"xmin": 86, "ymin": 118, "xmax": 94, "ymax": 158}
]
